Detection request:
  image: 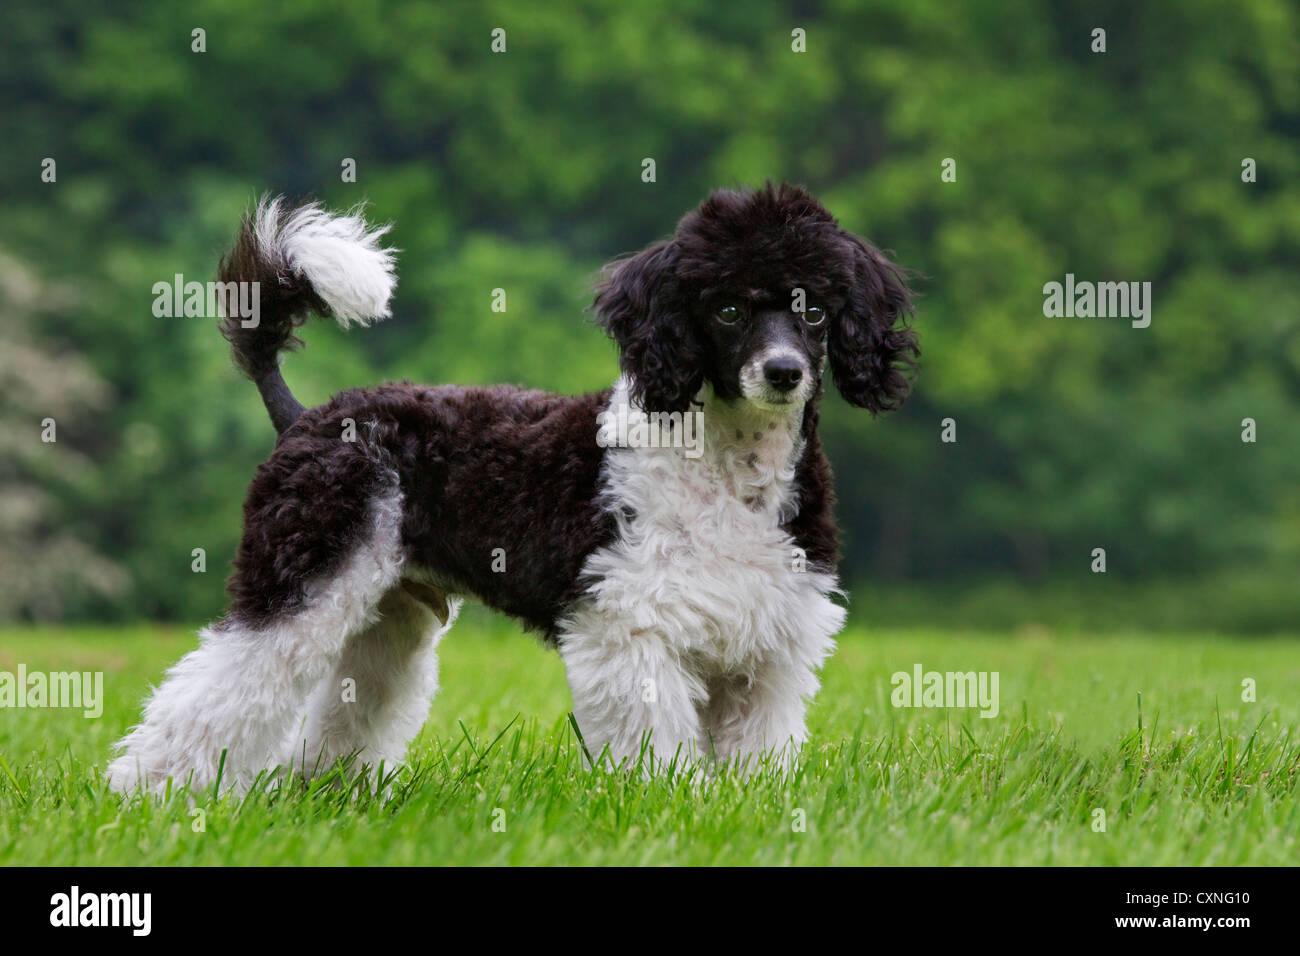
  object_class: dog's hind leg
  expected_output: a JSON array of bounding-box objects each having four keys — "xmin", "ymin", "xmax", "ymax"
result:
[
  {"xmin": 285, "ymin": 582, "xmax": 460, "ymax": 784},
  {"xmin": 106, "ymin": 490, "xmax": 408, "ymax": 797}
]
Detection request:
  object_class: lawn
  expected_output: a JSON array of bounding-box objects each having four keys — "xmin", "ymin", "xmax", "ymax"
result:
[{"xmin": 1, "ymin": 611, "xmax": 1297, "ymax": 866}]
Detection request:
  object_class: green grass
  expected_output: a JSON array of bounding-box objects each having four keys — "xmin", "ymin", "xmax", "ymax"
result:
[{"xmin": 1, "ymin": 612, "xmax": 1298, "ymax": 865}]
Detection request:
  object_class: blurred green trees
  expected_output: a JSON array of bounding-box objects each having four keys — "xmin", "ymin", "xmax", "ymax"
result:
[{"xmin": 2, "ymin": 0, "xmax": 1297, "ymax": 627}]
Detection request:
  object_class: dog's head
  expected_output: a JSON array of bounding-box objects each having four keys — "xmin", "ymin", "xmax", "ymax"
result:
[{"xmin": 594, "ymin": 182, "xmax": 918, "ymax": 418}]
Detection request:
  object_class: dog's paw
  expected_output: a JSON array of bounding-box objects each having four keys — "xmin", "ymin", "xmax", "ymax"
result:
[{"xmin": 105, "ymin": 753, "xmax": 170, "ymax": 797}]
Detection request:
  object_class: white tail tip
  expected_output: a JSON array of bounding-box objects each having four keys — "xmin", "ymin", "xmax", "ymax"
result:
[{"xmin": 253, "ymin": 196, "xmax": 398, "ymax": 327}]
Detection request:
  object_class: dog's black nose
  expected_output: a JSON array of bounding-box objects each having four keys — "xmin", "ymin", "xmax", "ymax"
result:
[{"xmin": 763, "ymin": 357, "xmax": 804, "ymax": 392}]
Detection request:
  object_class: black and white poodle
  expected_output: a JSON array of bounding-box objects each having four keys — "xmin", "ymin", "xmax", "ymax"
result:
[{"xmin": 108, "ymin": 183, "xmax": 918, "ymax": 794}]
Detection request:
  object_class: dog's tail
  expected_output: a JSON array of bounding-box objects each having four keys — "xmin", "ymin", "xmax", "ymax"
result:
[{"xmin": 217, "ymin": 195, "xmax": 398, "ymax": 434}]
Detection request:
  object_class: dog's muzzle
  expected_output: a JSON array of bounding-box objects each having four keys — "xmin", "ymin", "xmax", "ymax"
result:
[{"xmin": 741, "ymin": 350, "xmax": 812, "ymax": 407}]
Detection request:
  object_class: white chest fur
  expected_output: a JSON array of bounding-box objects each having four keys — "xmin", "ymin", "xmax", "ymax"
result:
[{"xmin": 566, "ymin": 381, "xmax": 845, "ymax": 680}]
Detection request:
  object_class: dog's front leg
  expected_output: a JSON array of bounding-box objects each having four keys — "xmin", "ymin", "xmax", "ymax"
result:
[
  {"xmin": 702, "ymin": 653, "xmax": 823, "ymax": 776},
  {"xmin": 558, "ymin": 627, "xmax": 706, "ymax": 775}
]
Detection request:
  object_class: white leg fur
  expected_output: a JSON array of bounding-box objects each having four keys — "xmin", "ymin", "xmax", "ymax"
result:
[
  {"xmin": 559, "ymin": 627, "xmax": 708, "ymax": 774},
  {"xmin": 107, "ymin": 491, "xmax": 407, "ymax": 796},
  {"xmin": 286, "ymin": 586, "xmax": 460, "ymax": 780},
  {"xmin": 701, "ymin": 651, "xmax": 823, "ymax": 773}
]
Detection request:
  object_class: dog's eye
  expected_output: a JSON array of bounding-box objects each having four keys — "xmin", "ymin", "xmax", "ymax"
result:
[
  {"xmin": 802, "ymin": 306, "xmax": 827, "ymax": 326},
  {"xmin": 716, "ymin": 305, "xmax": 742, "ymax": 325}
]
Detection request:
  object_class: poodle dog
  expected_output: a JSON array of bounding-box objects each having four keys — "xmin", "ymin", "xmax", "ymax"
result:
[{"xmin": 108, "ymin": 182, "xmax": 918, "ymax": 794}]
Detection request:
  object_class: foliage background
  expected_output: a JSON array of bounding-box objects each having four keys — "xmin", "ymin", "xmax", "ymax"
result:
[{"xmin": 2, "ymin": 0, "xmax": 1298, "ymax": 630}]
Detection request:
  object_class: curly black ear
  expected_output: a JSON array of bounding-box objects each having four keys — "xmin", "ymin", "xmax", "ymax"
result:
[
  {"xmin": 593, "ymin": 240, "xmax": 703, "ymax": 414},
  {"xmin": 829, "ymin": 234, "xmax": 919, "ymax": 413}
]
